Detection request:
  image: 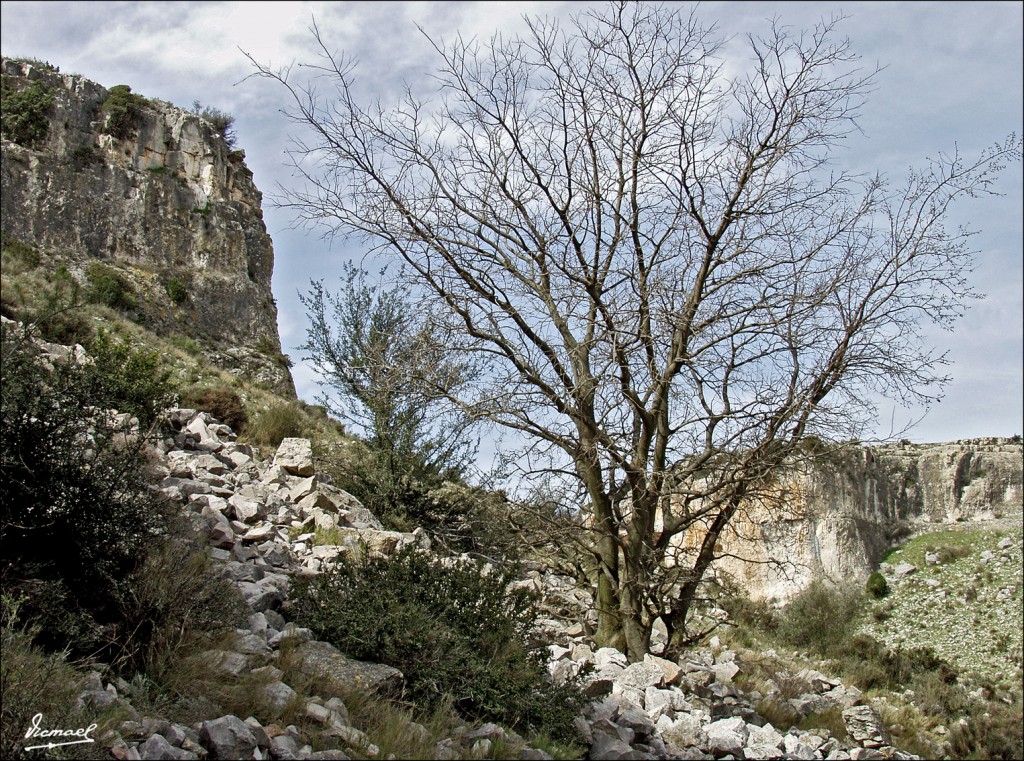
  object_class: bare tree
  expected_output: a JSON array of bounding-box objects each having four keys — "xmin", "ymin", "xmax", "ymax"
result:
[{"xmin": 249, "ymin": 2, "xmax": 1021, "ymax": 660}]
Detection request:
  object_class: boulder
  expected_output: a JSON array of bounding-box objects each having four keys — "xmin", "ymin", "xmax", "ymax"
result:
[
  {"xmin": 199, "ymin": 715, "xmax": 257, "ymax": 760},
  {"xmin": 705, "ymin": 717, "xmax": 748, "ymax": 755},
  {"xmin": 291, "ymin": 640, "xmax": 404, "ymax": 698},
  {"xmin": 273, "ymin": 438, "xmax": 315, "ymax": 477},
  {"xmin": 137, "ymin": 734, "xmax": 196, "ymax": 760},
  {"xmin": 843, "ymin": 705, "xmax": 890, "ymax": 748}
]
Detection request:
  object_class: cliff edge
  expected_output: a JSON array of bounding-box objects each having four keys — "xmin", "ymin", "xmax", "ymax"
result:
[{"xmin": 1, "ymin": 57, "xmax": 295, "ymax": 396}]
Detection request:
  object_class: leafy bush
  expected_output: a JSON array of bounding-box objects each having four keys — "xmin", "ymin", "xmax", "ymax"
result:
[
  {"xmin": 85, "ymin": 329, "xmax": 174, "ymax": 427},
  {"xmin": 101, "ymin": 84, "xmax": 148, "ymax": 140},
  {"xmin": 69, "ymin": 144, "xmax": 99, "ymax": 169},
  {"xmin": 164, "ymin": 277, "xmax": 188, "ymax": 304},
  {"xmin": 179, "ymin": 385, "xmax": 248, "ymax": 433},
  {"xmin": 290, "ymin": 547, "xmax": 585, "ymax": 741},
  {"xmin": 0, "ymin": 324, "xmax": 169, "ymax": 657},
  {"xmin": 300, "ymin": 266, "xmax": 478, "ymax": 484},
  {"xmin": 866, "ymin": 571, "xmax": 889, "ymax": 599},
  {"xmin": 86, "ymin": 261, "xmax": 137, "ymax": 311},
  {"xmin": 0, "ymin": 76, "xmax": 54, "ymax": 146},
  {"xmin": 0, "ymin": 263, "xmax": 93, "ymax": 345}
]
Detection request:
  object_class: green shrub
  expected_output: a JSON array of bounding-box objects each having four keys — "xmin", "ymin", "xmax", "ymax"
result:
[
  {"xmin": 0, "ymin": 324, "xmax": 168, "ymax": 658},
  {"xmin": 290, "ymin": 547, "xmax": 585, "ymax": 741},
  {"xmin": 69, "ymin": 144, "xmax": 99, "ymax": 169},
  {"xmin": 101, "ymin": 84, "xmax": 148, "ymax": 139},
  {"xmin": 245, "ymin": 402, "xmax": 307, "ymax": 449},
  {"xmin": 0, "ymin": 233, "xmax": 41, "ymax": 271},
  {"xmin": 3, "ymin": 265, "xmax": 93, "ymax": 345},
  {"xmin": 179, "ymin": 385, "xmax": 248, "ymax": 433},
  {"xmin": 829, "ymin": 633, "xmax": 956, "ymax": 692},
  {"xmin": 191, "ymin": 101, "xmax": 238, "ymax": 148},
  {"xmin": 164, "ymin": 276, "xmax": 188, "ymax": 304},
  {"xmin": 0, "ymin": 77, "xmax": 54, "ymax": 146},
  {"xmin": 85, "ymin": 262, "xmax": 137, "ymax": 311},
  {"xmin": 776, "ymin": 581, "xmax": 864, "ymax": 653},
  {"xmin": 85, "ymin": 329, "xmax": 175, "ymax": 427},
  {"xmin": 722, "ymin": 593, "xmax": 780, "ymax": 635},
  {"xmin": 866, "ymin": 571, "xmax": 889, "ymax": 599}
]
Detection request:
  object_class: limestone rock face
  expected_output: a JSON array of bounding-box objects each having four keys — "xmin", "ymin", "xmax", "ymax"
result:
[
  {"xmin": 689, "ymin": 438, "xmax": 1022, "ymax": 602},
  {"xmin": 0, "ymin": 57, "xmax": 294, "ymax": 396}
]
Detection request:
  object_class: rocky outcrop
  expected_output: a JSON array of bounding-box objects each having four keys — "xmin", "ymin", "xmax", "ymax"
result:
[
  {"xmin": 703, "ymin": 439, "xmax": 1023, "ymax": 601},
  {"xmin": 0, "ymin": 57, "xmax": 294, "ymax": 395}
]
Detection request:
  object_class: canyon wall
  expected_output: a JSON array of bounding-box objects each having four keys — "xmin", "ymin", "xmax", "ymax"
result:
[
  {"xmin": 706, "ymin": 438, "xmax": 1023, "ymax": 601},
  {"xmin": 1, "ymin": 57, "xmax": 294, "ymax": 395}
]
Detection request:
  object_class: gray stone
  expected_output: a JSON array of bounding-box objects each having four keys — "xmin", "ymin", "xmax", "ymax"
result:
[
  {"xmin": 643, "ymin": 653, "xmax": 683, "ymax": 686},
  {"xmin": 291, "ymin": 640, "xmax": 404, "ymax": 698},
  {"xmin": 595, "ymin": 647, "xmax": 629, "ymax": 670},
  {"xmin": 274, "ymin": 438, "xmax": 315, "ymax": 476},
  {"xmin": 269, "ymin": 734, "xmax": 302, "ymax": 760},
  {"xmin": 783, "ymin": 734, "xmax": 818, "ymax": 760},
  {"xmin": 288, "ymin": 476, "xmax": 318, "ymax": 502},
  {"xmin": 229, "ymin": 494, "xmax": 264, "ymax": 523},
  {"xmin": 244, "ymin": 717, "xmax": 271, "ymax": 750},
  {"xmin": 705, "ymin": 716, "xmax": 747, "ymax": 755},
  {"xmin": 614, "ymin": 660, "xmax": 665, "ymax": 692},
  {"xmin": 137, "ymin": 734, "xmax": 197, "ymax": 760},
  {"xmin": 843, "ymin": 705, "xmax": 890, "ymax": 748},
  {"xmin": 588, "ymin": 730, "xmax": 641, "ymax": 760},
  {"xmin": 199, "ymin": 715, "xmax": 257, "ymax": 760},
  {"xmin": 893, "ymin": 562, "xmax": 917, "ymax": 577},
  {"xmin": 746, "ymin": 723, "xmax": 784, "ymax": 750},
  {"xmin": 237, "ymin": 578, "xmax": 286, "ymax": 612},
  {"xmin": 659, "ymin": 712, "xmax": 708, "ymax": 749},
  {"xmin": 713, "ymin": 660, "xmax": 740, "ymax": 683},
  {"xmin": 262, "ymin": 682, "xmax": 297, "ymax": 713},
  {"xmin": 268, "ymin": 625, "xmax": 314, "ymax": 648}
]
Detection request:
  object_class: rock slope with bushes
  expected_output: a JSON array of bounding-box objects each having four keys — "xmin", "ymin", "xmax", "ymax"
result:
[{"xmin": 4, "ymin": 320, "xmax": 963, "ymax": 761}]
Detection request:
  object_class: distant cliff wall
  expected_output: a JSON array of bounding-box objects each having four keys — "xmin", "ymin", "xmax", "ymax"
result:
[
  {"xmin": 1, "ymin": 57, "xmax": 294, "ymax": 396},
  {"xmin": 703, "ymin": 439, "xmax": 1023, "ymax": 601}
]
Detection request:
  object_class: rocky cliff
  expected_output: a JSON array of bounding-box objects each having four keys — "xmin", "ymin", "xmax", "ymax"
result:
[
  {"xmin": 706, "ymin": 438, "xmax": 1023, "ymax": 602},
  {"xmin": 1, "ymin": 57, "xmax": 295, "ymax": 395}
]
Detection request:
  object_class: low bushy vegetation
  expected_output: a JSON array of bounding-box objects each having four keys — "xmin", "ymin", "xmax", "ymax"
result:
[
  {"xmin": 85, "ymin": 262, "xmax": 137, "ymax": 312},
  {"xmin": 290, "ymin": 547, "xmax": 586, "ymax": 742},
  {"xmin": 0, "ymin": 76, "xmax": 54, "ymax": 146},
  {"xmin": 0, "ymin": 240, "xmax": 95, "ymax": 345},
  {"xmin": 101, "ymin": 84, "xmax": 148, "ymax": 140},
  {"xmin": 866, "ymin": 571, "xmax": 889, "ymax": 599},
  {"xmin": 85, "ymin": 328, "xmax": 174, "ymax": 427},
  {"xmin": 164, "ymin": 276, "xmax": 188, "ymax": 304},
  {"xmin": 0, "ymin": 596, "xmax": 110, "ymax": 760},
  {"xmin": 0, "ymin": 324, "xmax": 170, "ymax": 658},
  {"xmin": 191, "ymin": 100, "xmax": 237, "ymax": 148},
  {"xmin": 179, "ymin": 384, "xmax": 249, "ymax": 432},
  {"xmin": 724, "ymin": 571, "xmax": 1023, "ymax": 759},
  {"xmin": 243, "ymin": 401, "xmax": 308, "ymax": 449}
]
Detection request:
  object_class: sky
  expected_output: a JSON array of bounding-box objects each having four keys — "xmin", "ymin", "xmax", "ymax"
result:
[{"xmin": 2, "ymin": 1, "xmax": 1022, "ymax": 452}]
